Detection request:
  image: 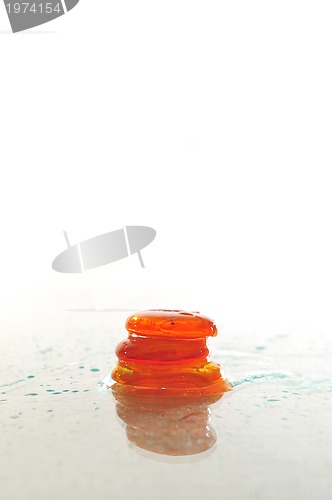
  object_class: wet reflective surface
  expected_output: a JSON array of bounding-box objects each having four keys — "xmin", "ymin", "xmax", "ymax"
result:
[
  {"xmin": 1, "ymin": 309, "xmax": 332, "ymax": 499},
  {"xmin": 111, "ymin": 391, "xmax": 222, "ymax": 456}
]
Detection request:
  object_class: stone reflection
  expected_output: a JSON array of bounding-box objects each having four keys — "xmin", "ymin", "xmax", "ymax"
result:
[{"xmin": 112, "ymin": 389, "xmax": 224, "ymax": 456}]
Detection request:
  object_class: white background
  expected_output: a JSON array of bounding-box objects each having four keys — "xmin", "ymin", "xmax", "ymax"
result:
[
  {"xmin": 1, "ymin": 1, "xmax": 332, "ymax": 329},
  {"xmin": 1, "ymin": 7, "xmax": 332, "ymax": 500}
]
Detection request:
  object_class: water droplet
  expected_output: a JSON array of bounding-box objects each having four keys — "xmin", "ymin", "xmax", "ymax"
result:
[{"xmin": 233, "ymin": 372, "xmax": 289, "ymax": 387}]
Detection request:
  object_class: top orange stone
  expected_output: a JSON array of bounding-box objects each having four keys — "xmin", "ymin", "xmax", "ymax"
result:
[{"xmin": 125, "ymin": 309, "xmax": 218, "ymax": 339}]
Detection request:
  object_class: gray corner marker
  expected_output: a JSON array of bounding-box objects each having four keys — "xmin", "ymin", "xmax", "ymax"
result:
[
  {"xmin": 63, "ymin": 0, "xmax": 79, "ymax": 11},
  {"xmin": 52, "ymin": 227, "xmax": 157, "ymax": 273},
  {"xmin": 4, "ymin": 0, "xmax": 80, "ymax": 33}
]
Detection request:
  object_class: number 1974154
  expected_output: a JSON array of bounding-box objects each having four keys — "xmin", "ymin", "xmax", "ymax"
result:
[{"xmin": 6, "ymin": 3, "xmax": 62, "ymax": 14}]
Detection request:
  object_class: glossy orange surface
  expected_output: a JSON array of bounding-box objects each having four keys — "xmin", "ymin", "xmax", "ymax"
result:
[
  {"xmin": 125, "ymin": 309, "xmax": 217, "ymax": 339},
  {"xmin": 112, "ymin": 310, "xmax": 232, "ymax": 395}
]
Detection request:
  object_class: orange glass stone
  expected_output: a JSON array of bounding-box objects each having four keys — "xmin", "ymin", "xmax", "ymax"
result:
[{"xmin": 111, "ymin": 310, "xmax": 232, "ymax": 396}]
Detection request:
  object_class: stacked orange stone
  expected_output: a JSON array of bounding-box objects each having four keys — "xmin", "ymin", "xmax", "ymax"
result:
[{"xmin": 111, "ymin": 310, "xmax": 232, "ymax": 395}]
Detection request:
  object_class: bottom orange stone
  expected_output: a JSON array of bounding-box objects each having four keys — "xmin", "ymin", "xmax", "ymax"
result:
[{"xmin": 111, "ymin": 310, "xmax": 232, "ymax": 396}]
